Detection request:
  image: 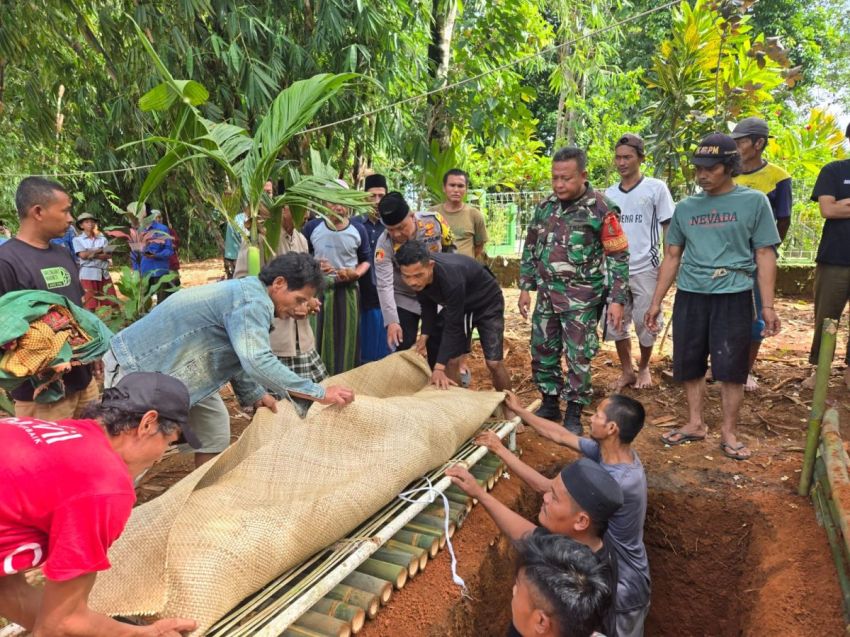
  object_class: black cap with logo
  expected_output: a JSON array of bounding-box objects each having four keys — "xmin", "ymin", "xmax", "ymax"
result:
[{"xmin": 692, "ymin": 133, "xmax": 739, "ymax": 167}]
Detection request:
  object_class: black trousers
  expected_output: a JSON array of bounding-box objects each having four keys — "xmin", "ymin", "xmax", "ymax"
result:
[{"xmin": 397, "ymin": 306, "xmax": 442, "ymax": 369}]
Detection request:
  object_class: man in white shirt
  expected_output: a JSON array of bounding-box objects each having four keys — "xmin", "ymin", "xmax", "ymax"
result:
[{"xmin": 604, "ymin": 134, "xmax": 675, "ymax": 390}]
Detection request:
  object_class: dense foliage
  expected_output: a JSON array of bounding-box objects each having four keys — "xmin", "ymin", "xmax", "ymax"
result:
[{"xmin": 0, "ymin": 0, "xmax": 847, "ymax": 258}]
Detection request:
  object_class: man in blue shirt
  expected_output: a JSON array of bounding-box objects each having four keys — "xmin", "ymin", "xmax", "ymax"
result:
[{"xmin": 103, "ymin": 252, "xmax": 356, "ymax": 467}]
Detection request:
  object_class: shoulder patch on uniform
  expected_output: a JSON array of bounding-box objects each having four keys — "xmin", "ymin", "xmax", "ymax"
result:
[{"xmin": 601, "ymin": 212, "xmax": 629, "ymax": 254}]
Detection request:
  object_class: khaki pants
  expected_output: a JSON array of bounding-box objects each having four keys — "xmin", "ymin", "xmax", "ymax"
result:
[
  {"xmin": 14, "ymin": 378, "xmax": 100, "ymax": 420},
  {"xmin": 809, "ymin": 263, "xmax": 850, "ymax": 365}
]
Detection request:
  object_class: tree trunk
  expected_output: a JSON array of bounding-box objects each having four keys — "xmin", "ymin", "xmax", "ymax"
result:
[{"xmin": 425, "ymin": 0, "xmax": 459, "ymax": 147}]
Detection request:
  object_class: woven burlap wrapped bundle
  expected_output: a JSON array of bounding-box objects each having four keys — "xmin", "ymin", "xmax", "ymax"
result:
[{"xmin": 90, "ymin": 351, "xmax": 504, "ymax": 634}]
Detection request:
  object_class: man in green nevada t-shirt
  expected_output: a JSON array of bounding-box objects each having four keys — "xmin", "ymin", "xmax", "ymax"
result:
[{"xmin": 645, "ymin": 133, "xmax": 781, "ymax": 461}]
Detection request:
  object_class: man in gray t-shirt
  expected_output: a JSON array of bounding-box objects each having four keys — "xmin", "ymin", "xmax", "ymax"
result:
[{"xmin": 506, "ymin": 391, "xmax": 650, "ymax": 637}]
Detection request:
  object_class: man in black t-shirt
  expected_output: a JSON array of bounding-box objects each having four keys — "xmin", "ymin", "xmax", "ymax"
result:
[
  {"xmin": 395, "ymin": 239, "xmax": 512, "ymax": 393},
  {"xmin": 0, "ymin": 177, "xmax": 99, "ymax": 419},
  {"xmin": 806, "ymin": 123, "xmax": 850, "ymax": 390},
  {"xmin": 447, "ymin": 454, "xmax": 621, "ymax": 637}
]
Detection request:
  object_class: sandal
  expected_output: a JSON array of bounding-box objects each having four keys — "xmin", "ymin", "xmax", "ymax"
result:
[
  {"xmin": 661, "ymin": 429, "xmax": 706, "ymax": 446},
  {"xmin": 720, "ymin": 441, "xmax": 751, "ymax": 461}
]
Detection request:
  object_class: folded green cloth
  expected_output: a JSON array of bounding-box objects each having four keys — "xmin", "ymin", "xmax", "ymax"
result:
[{"xmin": 0, "ymin": 289, "xmax": 113, "ymax": 402}]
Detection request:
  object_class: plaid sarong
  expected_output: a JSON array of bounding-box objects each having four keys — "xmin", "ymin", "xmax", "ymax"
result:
[{"xmin": 278, "ymin": 348, "xmax": 328, "ymax": 384}]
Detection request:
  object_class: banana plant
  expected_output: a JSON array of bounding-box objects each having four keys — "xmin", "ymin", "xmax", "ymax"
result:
[{"xmin": 123, "ymin": 20, "xmax": 372, "ymax": 274}]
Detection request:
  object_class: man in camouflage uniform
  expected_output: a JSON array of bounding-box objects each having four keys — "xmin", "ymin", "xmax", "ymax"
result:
[
  {"xmin": 519, "ymin": 147, "xmax": 630, "ymax": 433},
  {"xmin": 374, "ymin": 191, "xmax": 455, "ymax": 368}
]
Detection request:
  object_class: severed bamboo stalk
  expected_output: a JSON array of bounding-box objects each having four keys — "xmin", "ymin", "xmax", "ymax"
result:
[
  {"xmin": 324, "ymin": 584, "xmax": 380, "ymax": 619},
  {"xmin": 811, "ymin": 465, "xmax": 850, "ymax": 624},
  {"xmin": 340, "ymin": 573, "xmax": 392, "ymax": 605},
  {"xmin": 357, "ymin": 558, "xmax": 407, "ymax": 590},
  {"xmin": 309, "ymin": 599, "xmax": 366, "ymax": 634},
  {"xmin": 385, "ymin": 540, "xmax": 428, "ymax": 571},
  {"xmin": 819, "ymin": 409, "xmax": 850, "ymax": 561},
  {"xmin": 283, "ymin": 627, "xmax": 326, "ymax": 637},
  {"xmin": 799, "ymin": 318, "xmax": 837, "ymax": 496},
  {"xmin": 470, "ymin": 465, "xmax": 496, "ymax": 490},
  {"xmin": 373, "ymin": 546, "xmax": 419, "ymax": 578},
  {"xmin": 293, "ymin": 610, "xmax": 351, "ymax": 637},
  {"xmin": 403, "ymin": 522, "xmax": 446, "ymax": 548},
  {"xmin": 392, "ymin": 530, "xmax": 440, "ymax": 558},
  {"xmin": 410, "ymin": 512, "xmax": 457, "ymax": 538}
]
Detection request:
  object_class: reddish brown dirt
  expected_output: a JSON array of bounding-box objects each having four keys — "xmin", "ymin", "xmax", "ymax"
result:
[{"xmin": 129, "ymin": 278, "xmax": 849, "ymax": 635}]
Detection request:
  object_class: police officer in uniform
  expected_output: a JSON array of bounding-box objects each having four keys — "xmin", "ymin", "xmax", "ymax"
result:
[
  {"xmin": 374, "ymin": 192, "xmax": 455, "ymax": 367},
  {"xmin": 519, "ymin": 147, "xmax": 630, "ymax": 434}
]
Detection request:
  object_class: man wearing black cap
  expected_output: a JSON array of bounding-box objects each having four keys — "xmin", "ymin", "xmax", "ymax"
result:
[
  {"xmin": 395, "ymin": 240, "xmax": 511, "ymax": 391},
  {"xmin": 646, "ymin": 133, "xmax": 781, "ymax": 461},
  {"xmin": 447, "ymin": 456, "xmax": 622, "ymax": 637},
  {"xmin": 731, "ymin": 116, "xmax": 793, "ymax": 392},
  {"xmin": 805, "ymin": 122, "xmax": 850, "ymax": 391},
  {"xmin": 604, "ymin": 134, "xmax": 675, "ymax": 391},
  {"xmin": 373, "ymin": 192, "xmax": 455, "ymax": 363},
  {"xmin": 0, "ymin": 372, "xmax": 198, "ymax": 637},
  {"xmin": 503, "ymin": 393, "xmax": 649, "ymax": 636},
  {"xmin": 354, "ymin": 173, "xmax": 390, "ymax": 363}
]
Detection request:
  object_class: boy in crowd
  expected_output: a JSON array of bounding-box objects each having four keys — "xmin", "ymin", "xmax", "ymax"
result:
[
  {"xmin": 505, "ymin": 392, "xmax": 650, "ymax": 637},
  {"xmin": 604, "ymin": 134, "xmax": 675, "ymax": 391}
]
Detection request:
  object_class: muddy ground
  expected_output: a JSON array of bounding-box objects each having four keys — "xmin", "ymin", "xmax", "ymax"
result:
[{"xmin": 107, "ymin": 261, "xmax": 850, "ymax": 635}]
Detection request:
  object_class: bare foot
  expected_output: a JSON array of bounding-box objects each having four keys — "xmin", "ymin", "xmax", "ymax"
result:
[
  {"xmin": 802, "ymin": 370, "xmax": 817, "ymax": 390},
  {"xmin": 744, "ymin": 373, "xmax": 759, "ymax": 392},
  {"xmin": 634, "ymin": 367, "xmax": 653, "ymax": 389},
  {"xmin": 610, "ymin": 370, "xmax": 637, "ymax": 391}
]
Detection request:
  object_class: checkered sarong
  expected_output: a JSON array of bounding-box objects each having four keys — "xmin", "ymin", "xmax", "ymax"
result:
[{"xmin": 278, "ymin": 348, "xmax": 328, "ymax": 384}]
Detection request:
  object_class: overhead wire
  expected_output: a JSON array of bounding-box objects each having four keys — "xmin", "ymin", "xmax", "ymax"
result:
[{"xmin": 0, "ymin": 0, "xmax": 679, "ymax": 180}]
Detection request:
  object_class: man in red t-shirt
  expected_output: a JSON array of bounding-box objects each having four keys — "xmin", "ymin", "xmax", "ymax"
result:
[{"xmin": 0, "ymin": 372, "xmax": 199, "ymax": 636}]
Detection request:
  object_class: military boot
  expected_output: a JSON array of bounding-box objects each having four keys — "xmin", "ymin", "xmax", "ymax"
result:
[
  {"xmin": 534, "ymin": 394, "xmax": 561, "ymax": 420},
  {"xmin": 563, "ymin": 401, "xmax": 583, "ymax": 435}
]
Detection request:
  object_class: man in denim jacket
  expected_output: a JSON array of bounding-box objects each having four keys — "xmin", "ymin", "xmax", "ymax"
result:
[{"xmin": 104, "ymin": 253, "xmax": 355, "ymax": 467}]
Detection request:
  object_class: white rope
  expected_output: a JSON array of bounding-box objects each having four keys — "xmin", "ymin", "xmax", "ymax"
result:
[
  {"xmin": 398, "ymin": 476, "xmax": 466, "ymax": 591},
  {"xmin": 0, "ymin": 0, "xmax": 679, "ymax": 180}
]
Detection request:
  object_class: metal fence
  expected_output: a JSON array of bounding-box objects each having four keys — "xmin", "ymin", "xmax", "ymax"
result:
[{"xmin": 475, "ymin": 190, "xmax": 821, "ymax": 264}]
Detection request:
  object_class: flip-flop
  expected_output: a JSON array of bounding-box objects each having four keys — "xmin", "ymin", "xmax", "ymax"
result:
[
  {"xmin": 661, "ymin": 429, "xmax": 706, "ymax": 446},
  {"xmin": 720, "ymin": 441, "xmax": 751, "ymax": 461}
]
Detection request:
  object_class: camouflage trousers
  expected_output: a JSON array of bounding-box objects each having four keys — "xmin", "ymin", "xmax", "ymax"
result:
[{"xmin": 531, "ymin": 302, "xmax": 601, "ymax": 405}]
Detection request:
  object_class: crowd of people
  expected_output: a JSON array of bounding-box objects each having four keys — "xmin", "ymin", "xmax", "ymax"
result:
[{"xmin": 1, "ymin": 117, "xmax": 849, "ymax": 637}]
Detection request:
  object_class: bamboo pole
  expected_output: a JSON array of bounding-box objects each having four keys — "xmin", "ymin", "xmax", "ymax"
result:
[
  {"xmin": 819, "ymin": 409, "xmax": 850, "ymax": 560},
  {"xmin": 252, "ymin": 417, "xmax": 520, "ymax": 637},
  {"xmin": 293, "ymin": 610, "xmax": 351, "ymax": 637},
  {"xmin": 340, "ymin": 573, "xmax": 392, "ymax": 605},
  {"xmin": 410, "ymin": 512, "xmax": 456, "ymax": 538},
  {"xmin": 392, "ymin": 530, "xmax": 439, "ymax": 558},
  {"xmin": 385, "ymin": 539, "xmax": 428, "ymax": 570},
  {"xmin": 444, "ymin": 486, "xmax": 474, "ymax": 511},
  {"xmin": 812, "ymin": 463, "xmax": 850, "ymax": 622},
  {"xmin": 373, "ymin": 546, "xmax": 419, "ymax": 578},
  {"xmin": 310, "ymin": 599, "xmax": 367, "ymax": 634},
  {"xmin": 799, "ymin": 318, "xmax": 838, "ymax": 496},
  {"xmin": 356, "ymin": 558, "xmax": 408, "ymax": 590},
  {"xmin": 325, "ymin": 584, "xmax": 380, "ymax": 619},
  {"xmin": 470, "ymin": 466, "xmax": 496, "ymax": 490},
  {"xmin": 403, "ymin": 522, "xmax": 446, "ymax": 548},
  {"xmin": 423, "ymin": 502, "xmax": 467, "ymax": 528},
  {"xmin": 283, "ymin": 626, "xmax": 326, "ymax": 637}
]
